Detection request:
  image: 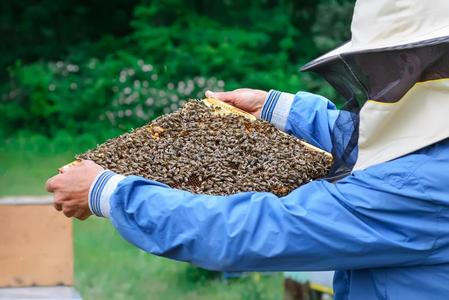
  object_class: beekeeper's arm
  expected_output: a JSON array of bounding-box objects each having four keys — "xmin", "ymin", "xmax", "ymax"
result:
[
  {"xmin": 89, "ymin": 160, "xmax": 445, "ymax": 271},
  {"xmin": 261, "ymin": 90, "xmax": 351, "ymax": 153}
]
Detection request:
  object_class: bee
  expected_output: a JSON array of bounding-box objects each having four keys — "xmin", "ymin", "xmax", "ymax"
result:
[{"xmin": 78, "ymin": 100, "xmax": 332, "ymax": 196}]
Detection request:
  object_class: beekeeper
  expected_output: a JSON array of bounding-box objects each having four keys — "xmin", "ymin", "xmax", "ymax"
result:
[{"xmin": 46, "ymin": 0, "xmax": 449, "ymax": 299}]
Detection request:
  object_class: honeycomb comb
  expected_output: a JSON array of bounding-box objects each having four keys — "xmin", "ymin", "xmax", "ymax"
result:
[
  {"xmin": 202, "ymin": 98, "xmax": 332, "ymax": 159},
  {"xmin": 203, "ymin": 98, "xmax": 257, "ymax": 121}
]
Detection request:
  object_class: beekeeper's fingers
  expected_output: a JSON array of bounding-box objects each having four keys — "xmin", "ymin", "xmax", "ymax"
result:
[{"xmin": 205, "ymin": 90, "xmax": 239, "ymax": 104}]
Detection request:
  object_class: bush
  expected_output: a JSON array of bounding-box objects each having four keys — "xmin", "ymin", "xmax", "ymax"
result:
[
  {"xmin": 0, "ymin": 0, "xmax": 139, "ymax": 78},
  {"xmin": 0, "ymin": 0, "xmax": 354, "ymax": 141},
  {"xmin": 1, "ymin": 55, "xmax": 225, "ymax": 140},
  {"xmin": 182, "ymin": 265, "xmax": 220, "ymax": 285}
]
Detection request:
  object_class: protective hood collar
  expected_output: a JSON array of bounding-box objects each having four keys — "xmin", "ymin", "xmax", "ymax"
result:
[{"xmin": 354, "ymin": 79, "xmax": 449, "ymax": 170}]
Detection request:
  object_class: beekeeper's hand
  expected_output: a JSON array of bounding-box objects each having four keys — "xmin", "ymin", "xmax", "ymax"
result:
[
  {"xmin": 205, "ymin": 88, "xmax": 267, "ymax": 118},
  {"xmin": 45, "ymin": 160, "xmax": 104, "ymax": 220}
]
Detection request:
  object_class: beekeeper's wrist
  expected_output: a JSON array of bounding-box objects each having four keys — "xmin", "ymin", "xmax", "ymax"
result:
[
  {"xmin": 88, "ymin": 170, "xmax": 125, "ymax": 218},
  {"xmin": 261, "ymin": 90, "xmax": 295, "ymax": 131}
]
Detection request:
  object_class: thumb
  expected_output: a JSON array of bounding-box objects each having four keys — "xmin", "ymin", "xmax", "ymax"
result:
[
  {"xmin": 205, "ymin": 90, "xmax": 236, "ymax": 104},
  {"xmin": 46, "ymin": 175, "xmax": 60, "ymax": 193}
]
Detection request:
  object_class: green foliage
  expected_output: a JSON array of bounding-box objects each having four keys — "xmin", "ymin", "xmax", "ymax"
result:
[
  {"xmin": 130, "ymin": 2, "xmax": 295, "ymax": 89},
  {"xmin": 239, "ymin": 273, "xmax": 269, "ymax": 300},
  {"xmin": 0, "ymin": 0, "xmax": 355, "ymax": 141},
  {"xmin": 1, "ymin": 54, "xmax": 225, "ymax": 140},
  {"xmin": 0, "ymin": 0, "xmax": 139, "ymax": 78},
  {"xmin": 182, "ymin": 265, "xmax": 220, "ymax": 285}
]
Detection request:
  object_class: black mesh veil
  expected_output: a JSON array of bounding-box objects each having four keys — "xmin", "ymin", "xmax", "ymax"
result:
[
  {"xmin": 302, "ymin": 36, "xmax": 449, "ymax": 180},
  {"xmin": 312, "ymin": 59, "xmax": 364, "ymax": 179}
]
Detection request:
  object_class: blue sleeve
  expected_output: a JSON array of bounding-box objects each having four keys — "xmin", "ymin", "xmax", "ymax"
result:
[
  {"xmin": 95, "ymin": 161, "xmax": 445, "ymax": 272},
  {"xmin": 261, "ymin": 90, "xmax": 347, "ymax": 153}
]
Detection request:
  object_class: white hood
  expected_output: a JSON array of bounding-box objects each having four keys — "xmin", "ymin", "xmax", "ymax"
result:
[{"xmin": 301, "ymin": 0, "xmax": 449, "ymax": 173}]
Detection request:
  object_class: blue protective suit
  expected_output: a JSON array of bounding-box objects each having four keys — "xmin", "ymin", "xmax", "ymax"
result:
[{"xmin": 89, "ymin": 90, "xmax": 449, "ymax": 300}]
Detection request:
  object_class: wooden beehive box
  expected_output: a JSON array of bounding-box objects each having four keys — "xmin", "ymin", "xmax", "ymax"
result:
[{"xmin": 0, "ymin": 196, "xmax": 73, "ymax": 287}]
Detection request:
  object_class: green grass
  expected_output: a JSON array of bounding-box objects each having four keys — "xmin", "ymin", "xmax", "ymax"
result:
[
  {"xmin": 75, "ymin": 218, "xmax": 282, "ymax": 300},
  {"xmin": 0, "ymin": 150, "xmax": 74, "ymax": 196},
  {"xmin": 0, "ymin": 143, "xmax": 283, "ymax": 299}
]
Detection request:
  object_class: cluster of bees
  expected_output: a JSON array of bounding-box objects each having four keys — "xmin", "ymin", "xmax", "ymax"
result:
[{"xmin": 78, "ymin": 101, "xmax": 332, "ymax": 196}]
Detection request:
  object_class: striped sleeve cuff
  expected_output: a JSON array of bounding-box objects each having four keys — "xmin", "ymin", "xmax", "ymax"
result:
[
  {"xmin": 260, "ymin": 90, "xmax": 295, "ymax": 131},
  {"xmin": 88, "ymin": 170, "xmax": 125, "ymax": 218}
]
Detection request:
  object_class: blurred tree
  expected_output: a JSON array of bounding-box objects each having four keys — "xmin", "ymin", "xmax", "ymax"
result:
[
  {"xmin": 0, "ymin": 0, "xmax": 355, "ymax": 141},
  {"xmin": 0, "ymin": 0, "xmax": 139, "ymax": 78}
]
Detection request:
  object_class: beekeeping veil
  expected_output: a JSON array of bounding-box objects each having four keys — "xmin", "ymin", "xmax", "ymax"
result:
[{"xmin": 302, "ymin": 0, "xmax": 449, "ymax": 175}]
